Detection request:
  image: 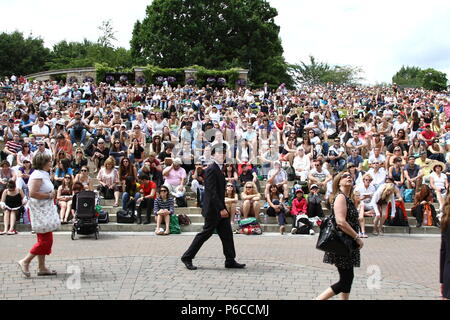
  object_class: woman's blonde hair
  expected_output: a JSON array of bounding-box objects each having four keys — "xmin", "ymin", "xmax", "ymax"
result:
[
  {"xmin": 380, "ymin": 183, "xmax": 395, "ymax": 202},
  {"xmin": 104, "ymin": 156, "xmax": 116, "ymax": 169},
  {"xmin": 244, "ymin": 182, "xmax": 258, "ymax": 195}
]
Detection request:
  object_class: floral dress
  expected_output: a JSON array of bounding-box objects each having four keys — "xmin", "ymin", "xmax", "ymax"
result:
[{"xmin": 323, "ymin": 193, "xmax": 361, "ymax": 269}]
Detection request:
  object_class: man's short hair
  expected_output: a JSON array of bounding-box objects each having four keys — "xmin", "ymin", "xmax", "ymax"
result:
[{"xmin": 139, "ymin": 174, "xmax": 150, "ymax": 181}]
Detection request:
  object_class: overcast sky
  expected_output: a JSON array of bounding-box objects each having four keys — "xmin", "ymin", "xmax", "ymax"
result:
[{"xmin": 1, "ymin": 0, "xmax": 449, "ymax": 84}]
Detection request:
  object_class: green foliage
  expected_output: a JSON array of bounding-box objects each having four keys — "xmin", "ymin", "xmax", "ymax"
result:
[
  {"xmin": 289, "ymin": 56, "xmax": 364, "ymax": 86},
  {"xmin": 392, "ymin": 66, "xmax": 422, "ymax": 88},
  {"xmin": 392, "ymin": 66, "xmax": 448, "ymax": 91},
  {"xmin": 0, "ymin": 31, "xmax": 51, "ymax": 77},
  {"xmin": 46, "ymin": 40, "xmax": 133, "ymax": 71},
  {"xmin": 131, "ymin": 0, "xmax": 291, "ymax": 87},
  {"xmin": 419, "ymin": 68, "xmax": 448, "ymax": 92}
]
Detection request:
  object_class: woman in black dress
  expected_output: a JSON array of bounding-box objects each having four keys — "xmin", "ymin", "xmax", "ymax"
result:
[
  {"xmin": 316, "ymin": 171, "xmax": 364, "ymax": 300},
  {"xmin": 441, "ymin": 195, "xmax": 450, "ymax": 299}
]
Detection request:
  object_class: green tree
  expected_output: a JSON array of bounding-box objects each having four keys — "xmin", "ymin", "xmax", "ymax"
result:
[
  {"xmin": 0, "ymin": 31, "xmax": 50, "ymax": 77},
  {"xmin": 130, "ymin": 0, "xmax": 292, "ymax": 86},
  {"xmin": 392, "ymin": 66, "xmax": 422, "ymax": 88},
  {"xmin": 392, "ymin": 66, "xmax": 448, "ymax": 91},
  {"xmin": 290, "ymin": 56, "xmax": 364, "ymax": 86},
  {"xmin": 420, "ymin": 68, "xmax": 448, "ymax": 92}
]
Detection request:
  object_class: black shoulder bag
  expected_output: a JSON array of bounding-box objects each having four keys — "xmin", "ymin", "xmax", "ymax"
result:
[{"xmin": 316, "ymin": 211, "xmax": 358, "ymax": 257}]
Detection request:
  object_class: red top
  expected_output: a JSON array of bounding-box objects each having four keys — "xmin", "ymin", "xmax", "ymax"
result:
[
  {"xmin": 291, "ymin": 197, "xmax": 307, "ymax": 216},
  {"xmin": 140, "ymin": 181, "xmax": 157, "ymax": 199},
  {"xmin": 420, "ymin": 130, "xmax": 437, "ymax": 145}
]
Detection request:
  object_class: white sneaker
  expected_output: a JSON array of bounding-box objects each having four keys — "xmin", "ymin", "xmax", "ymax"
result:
[
  {"xmin": 291, "ymin": 227, "xmax": 297, "ymax": 234},
  {"xmin": 309, "ymin": 229, "xmax": 315, "ymax": 235},
  {"xmin": 80, "ymin": 143, "xmax": 84, "ymax": 147}
]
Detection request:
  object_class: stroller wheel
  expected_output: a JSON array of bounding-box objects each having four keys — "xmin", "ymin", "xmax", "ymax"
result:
[{"xmin": 71, "ymin": 229, "xmax": 76, "ymax": 240}]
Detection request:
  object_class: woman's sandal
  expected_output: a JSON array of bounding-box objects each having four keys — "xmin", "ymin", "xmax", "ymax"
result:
[
  {"xmin": 17, "ymin": 261, "xmax": 31, "ymax": 278},
  {"xmin": 37, "ymin": 269, "xmax": 57, "ymax": 276},
  {"xmin": 163, "ymin": 231, "xmax": 170, "ymax": 235}
]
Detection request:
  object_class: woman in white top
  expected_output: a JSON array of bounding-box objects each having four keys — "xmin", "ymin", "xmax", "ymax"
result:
[
  {"xmin": 293, "ymin": 147, "xmax": 310, "ymax": 182},
  {"xmin": 369, "ymin": 181, "xmax": 401, "ymax": 236},
  {"xmin": 430, "ymin": 164, "xmax": 448, "ymax": 213},
  {"xmin": 17, "ymin": 153, "xmax": 58, "ymax": 278},
  {"xmin": 354, "ymin": 173, "xmax": 376, "ymax": 238}
]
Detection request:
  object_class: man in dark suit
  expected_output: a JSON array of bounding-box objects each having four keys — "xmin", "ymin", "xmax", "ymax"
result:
[{"xmin": 181, "ymin": 143, "xmax": 245, "ymax": 270}]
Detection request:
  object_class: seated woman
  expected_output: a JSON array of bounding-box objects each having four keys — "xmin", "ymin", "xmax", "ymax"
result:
[
  {"xmin": 191, "ymin": 164, "xmax": 206, "ymax": 207},
  {"xmin": 389, "ymin": 157, "xmax": 405, "ymax": 194},
  {"xmin": 0, "ymin": 160, "xmax": 17, "ymax": 198},
  {"xmin": 16, "ymin": 159, "xmax": 34, "ymax": 197},
  {"xmin": 15, "ymin": 143, "xmax": 33, "ymax": 169},
  {"xmin": 128, "ymin": 138, "xmax": 145, "ymax": 169},
  {"xmin": 265, "ymin": 183, "xmax": 287, "ymax": 234},
  {"xmin": 153, "ymin": 185, "xmax": 174, "ymax": 236},
  {"xmin": 223, "ymin": 163, "xmax": 240, "ymax": 193},
  {"xmin": 354, "ymin": 173, "xmax": 376, "ymax": 238},
  {"xmin": 122, "ymin": 175, "xmax": 141, "ymax": 213},
  {"xmin": 53, "ymin": 158, "xmax": 73, "ymax": 189},
  {"xmin": 109, "ymin": 139, "xmax": 127, "ymax": 166},
  {"xmin": 428, "ymin": 139, "xmax": 446, "ymax": 163},
  {"xmin": 97, "ymin": 156, "xmax": 120, "ymax": 207},
  {"xmin": 240, "ymin": 182, "xmax": 261, "ymax": 219},
  {"xmin": 411, "ymin": 184, "xmax": 440, "ymax": 228},
  {"xmin": 292, "ymin": 147, "xmax": 310, "ymax": 182},
  {"xmin": 225, "ymin": 183, "xmax": 239, "ymax": 223},
  {"xmin": 73, "ymin": 166, "xmax": 93, "ymax": 191},
  {"xmin": 71, "ymin": 148, "xmax": 88, "ymax": 176},
  {"xmin": 56, "ymin": 174, "xmax": 73, "ymax": 224},
  {"xmin": 290, "ymin": 188, "xmax": 308, "ymax": 234},
  {"xmin": 0, "ymin": 180, "xmax": 26, "ymax": 235},
  {"xmin": 118, "ymin": 157, "xmax": 138, "ymax": 192},
  {"xmin": 430, "ymin": 163, "xmax": 448, "ymax": 213}
]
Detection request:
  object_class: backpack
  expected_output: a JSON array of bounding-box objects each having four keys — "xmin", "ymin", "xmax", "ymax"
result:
[
  {"xmin": 176, "ymin": 196, "xmax": 187, "ymax": 208},
  {"xmin": 403, "ymin": 189, "xmax": 414, "ymax": 203},
  {"xmin": 117, "ymin": 210, "xmax": 135, "ymax": 224}
]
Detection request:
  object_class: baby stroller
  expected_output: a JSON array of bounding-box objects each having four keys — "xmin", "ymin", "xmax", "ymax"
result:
[{"xmin": 71, "ymin": 190, "xmax": 99, "ymax": 240}]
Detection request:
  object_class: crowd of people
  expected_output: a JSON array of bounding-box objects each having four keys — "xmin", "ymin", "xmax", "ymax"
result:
[{"xmin": 1, "ymin": 76, "xmax": 450, "ymax": 237}]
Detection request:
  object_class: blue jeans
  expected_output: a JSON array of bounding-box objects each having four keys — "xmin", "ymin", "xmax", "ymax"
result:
[
  {"xmin": 69, "ymin": 128, "xmax": 87, "ymax": 144},
  {"xmin": 322, "ymin": 142, "xmax": 329, "ymax": 156},
  {"xmin": 122, "ymin": 192, "xmax": 141, "ymax": 211}
]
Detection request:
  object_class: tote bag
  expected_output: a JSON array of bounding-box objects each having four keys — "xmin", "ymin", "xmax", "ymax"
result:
[{"xmin": 29, "ymin": 198, "xmax": 61, "ymax": 234}]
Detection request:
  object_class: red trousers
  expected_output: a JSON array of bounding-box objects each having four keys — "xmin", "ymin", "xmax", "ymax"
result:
[{"xmin": 30, "ymin": 232, "xmax": 53, "ymax": 256}]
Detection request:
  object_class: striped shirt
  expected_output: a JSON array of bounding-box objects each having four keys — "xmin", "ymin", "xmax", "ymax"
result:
[
  {"xmin": 153, "ymin": 197, "xmax": 174, "ymax": 216},
  {"xmin": 5, "ymin": 140, "xmax": 22, "ymax": 154}
]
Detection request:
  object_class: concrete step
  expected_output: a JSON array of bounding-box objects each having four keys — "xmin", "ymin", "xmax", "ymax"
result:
[{"xmin": 0, "ymin": 222, "xmax": 440, "ymax": 235}]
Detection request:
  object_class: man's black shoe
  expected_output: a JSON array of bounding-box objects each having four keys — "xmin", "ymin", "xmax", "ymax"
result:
[
  {"xmin": 136, "ymin": 217, "xmax": 142, "ymax": 224},
  {"xmin": 181, "ymin": 258, "xmax": 197, "ymax": 270},
  {"xmin": 225, "ymin": 261, "xmax": 246, "ymax": 269}
]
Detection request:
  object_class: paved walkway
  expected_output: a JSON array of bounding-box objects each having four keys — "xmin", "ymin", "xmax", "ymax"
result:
[{"xmin": 0, "ymin": 232, "xmax": 442, "ymax": 300}]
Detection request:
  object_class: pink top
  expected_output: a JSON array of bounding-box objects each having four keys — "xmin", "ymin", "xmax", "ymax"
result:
[
  {"xmin": 165, "ymin": 167, "xmax": 187, "ymax": 186},
  {"xmin": 97, "ymin": 168, "xmax": 119, "ymax": 186}
]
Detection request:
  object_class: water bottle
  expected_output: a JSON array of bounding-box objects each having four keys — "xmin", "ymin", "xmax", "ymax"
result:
[{"xmin": 235, "ymin": 207, "xmax": 241, "ymax": 222}]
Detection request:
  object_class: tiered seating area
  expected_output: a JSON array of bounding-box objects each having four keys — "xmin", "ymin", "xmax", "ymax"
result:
[{"xmin": 0, "ymin": 156, "xmax": 441, "ymax": 235}]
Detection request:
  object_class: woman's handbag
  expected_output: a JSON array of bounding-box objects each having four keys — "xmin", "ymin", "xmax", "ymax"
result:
[
  {"xmin": 29, "ymin": 198, "xmax": 61, "ymax": 234},
  {"xmin": 316, "ymin": 214, "xmax": 357, "ymax": 257},
  {"xmin": 178, "ymin": 213, "xmax": 191, "ymax": 225}
]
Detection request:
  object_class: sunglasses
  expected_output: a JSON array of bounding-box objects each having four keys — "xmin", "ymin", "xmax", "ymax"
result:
[
  {"xmin": 64, "ymin": 176, "xmax": 71, "ymax": 179},
  {"xmin": 80, "ymin": 169, "xmax": 87, "ymax": 172},
  {"xmin": 342, "ymin": 174, "xmax": 352, "ymax": 179},
  {"xmin": 227, "ymin": 185, "xmax": 233, "ymax": 187},
  {"xmin": 160, "ymin": 189, "xmax": 168, "ymax": 192}
]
